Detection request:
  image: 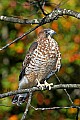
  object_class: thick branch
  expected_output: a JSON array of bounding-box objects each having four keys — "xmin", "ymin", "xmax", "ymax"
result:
[
  {"xmin": 0, "ymin": 9, "xmax": 80, "ymax": 51},
  {"xmin": 0, "ymin": 9, "xmax": 80, "ymax": 24},
  {"xmin": 0, "ymin": 84, "xmax": 80, "ymax": 99},
  {"xmin": 42, "ymin": 9, "xmax": 80, "ymax": 24},
  {"xmin": 0, "ymin": 16, "xmax": 40, "ymax": 24}
]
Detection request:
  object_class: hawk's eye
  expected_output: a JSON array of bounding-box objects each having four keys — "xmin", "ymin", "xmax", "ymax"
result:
[
  {"xmin": 44, "ymin": 31, "xmax": 49, "ymax": 37},
  {"xmin": 44, "ymin": 31, "xmax": 47, "ymax": 34}
]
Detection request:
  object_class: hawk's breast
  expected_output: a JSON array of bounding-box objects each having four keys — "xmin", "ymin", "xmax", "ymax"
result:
[{"xmin": 25, "ymin": 36, "xmax": 61, "ymax": 84}]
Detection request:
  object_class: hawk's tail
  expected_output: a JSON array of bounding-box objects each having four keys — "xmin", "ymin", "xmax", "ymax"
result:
[{"xmin": 12, "ymin": 93, "xmax": 28, "ymax": 106}]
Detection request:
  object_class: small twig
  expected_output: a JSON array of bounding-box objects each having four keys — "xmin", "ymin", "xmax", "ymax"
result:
[
  {"xmin": 21, "ymin": 92, "xmax": 32, "ymax": 120},
  {"xmin": 30, "ymin": 105, "xmax": 80, "ymax": 111},
  {"xmin": 54, "ymin": 0, "xmax": 70, "ymax": 10},
  {"xmin": 0, "ymin": 84, "xmax": 80, "ymax": 99},
  {"xmin": 55, "ymin": 74, "xmax": 74, "ymax": 105},
  {"xmin": 76, "ymin": 107, "xmax": 80, "ymax": 120},
  {"xmin": 38, "ymin": 1, "xmax": 47, "ymax": 15},
  {"xmin": 0, "ymin": 24, "xmax": 40, "ymax": 51}
]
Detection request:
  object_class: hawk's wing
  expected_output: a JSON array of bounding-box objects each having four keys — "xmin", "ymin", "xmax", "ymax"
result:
[{"xmin": 19, "ymin": 42, "xmax": 38, "ymax": 81}]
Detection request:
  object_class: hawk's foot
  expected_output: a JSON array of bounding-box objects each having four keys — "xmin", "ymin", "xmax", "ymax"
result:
[
  {"xmin": 36, "ymin": 79, "xmax": 53, "ymax": 90},
  {"xmin": 44, "ymin": 80, "xmax": 53, "ymax": 90},
  {"xmin": 37, "ymin": 80, "xmax": 45, "ymax": 90}
]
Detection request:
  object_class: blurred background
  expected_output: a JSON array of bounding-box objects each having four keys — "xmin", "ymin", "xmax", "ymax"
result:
[{"xmin": 0, "ymin": 0, "xmax": 80, "ymax": 120}]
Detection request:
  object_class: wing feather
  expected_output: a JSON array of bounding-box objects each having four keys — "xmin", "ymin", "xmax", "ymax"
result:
[{"xmin": 19, "ymin": 42, "xmax": 38, "ymax": 81}]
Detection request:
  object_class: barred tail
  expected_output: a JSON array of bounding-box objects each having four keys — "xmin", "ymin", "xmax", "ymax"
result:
[
  {"xmin": 12, "ymin": 93, "xmax": 28, "ymax": 106},
  {"xmin": 12, "ymin": 72, "xmax": 29, "ymax": 106}
]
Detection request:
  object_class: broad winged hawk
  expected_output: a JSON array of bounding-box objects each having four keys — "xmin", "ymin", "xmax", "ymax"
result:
[{"xmin": 12, "ymin": 29, "xmax": 61, "ymax": 106}]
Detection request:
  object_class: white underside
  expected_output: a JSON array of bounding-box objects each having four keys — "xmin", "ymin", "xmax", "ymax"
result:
[{"xmin": 19, "ymin": 76, "xmax": 28, "ymax": 89}]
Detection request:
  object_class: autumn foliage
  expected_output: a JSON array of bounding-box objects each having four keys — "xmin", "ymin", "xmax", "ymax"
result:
[{"xmin": 0, "ymin": 0, "xmax": 80, "ymax": 120}]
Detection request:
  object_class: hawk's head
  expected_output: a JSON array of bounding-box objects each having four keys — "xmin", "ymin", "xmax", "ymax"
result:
[
  {"xmin": 38, "ymin": 29, "xmax": 56, "ymax": 38},
  {"xmin": 44, "ymin": 29, "xmax": 56, "ymax": 37}
]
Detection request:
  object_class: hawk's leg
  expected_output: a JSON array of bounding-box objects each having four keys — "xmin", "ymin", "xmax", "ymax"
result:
[
  {"xmin": 44, "ymin": 80, "xmax": 53, "ymax": 90},
  {"xmin": 36, "ymin": 79, "xmax": 53, "ymax": 90}
]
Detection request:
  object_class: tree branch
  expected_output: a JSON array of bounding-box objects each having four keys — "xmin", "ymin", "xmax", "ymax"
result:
[
  {"xmin": 21, "ymin": 92, "xmax": 32, "ymax": 120},
  {"xmin": 41, "ymin": 9, "xmax": 80, "ymax": 24},
  {"xmin": 76, "ymin": 107, "xmax": 80, "ymax": 120},
  {"xmin": 0, "ymin": 9, "xmax": 80, "ymax": 24},
  {"xmin": 0, "ymin": 5, "xmax": 80, "ymax": 120},
  {"xmin": 30, "ymin": 105, "xmax": 80, "ymax": 111},
  {"xmin": 30, "ymin": 105, "xmax": 80, "ymax": 120},
  {"xmin": 0, "ymin": 8, "xmax": 80, "ymax": 51},
  {"xmin": 0, "ymin": 84, "xmax": 80, "ymax": 99},
  {"xmin": 55, "ymin": 74, "xmax": 74, "ymax": 105},
  {"xmin": 0, "ymin": 16, "xmax": 41, "ymax": 24},
  {"xmin": 0, "ymin": 24, "xmax": 40, "ymax": 51}
]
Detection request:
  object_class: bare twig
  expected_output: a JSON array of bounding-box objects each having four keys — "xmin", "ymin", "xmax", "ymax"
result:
[
  {"xmin": 76, "ymin": 107, "xmax": 80, "ymax": 120},
  {"xmin": 38, "ymin": 1, "xmax": 47, "ymax": 15},
  {"xmin": 55, "ymin": 74, "xmax": 74, "ymax": 105},
  {"xmin": 21, "ymin": 92, "xmax": 32, "ymax": 120},
  {"xmin": 0, "ymin": 84, "xmax": 80, "ymax": 99},
  {"xmin": 0, "ymin": 24, "xmax": 40, "ymax": 51},
  {"xmin": 30, "ymin": 105, "xmax": 80, "ymax": 111},
  {"xmin": 30, "ymin": 104, "xmax": 80, "ymax": 120}
]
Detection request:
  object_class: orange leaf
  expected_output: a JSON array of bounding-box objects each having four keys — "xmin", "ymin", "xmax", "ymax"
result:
[
  {"xmin": 8, "ymin": 40, "xmax": 15, "ymax": 49},
  {"xmin": 65, "ymin": 21, "xmax": 71, "ymax": 30},
  {"xmin": 9, "ymin": 44, "xmax": 15, "ymax": 49},
  {"xmin": 9, "ymin": 1, "xmax": 16, "ymax": 8},
  {"xmin": 15, "ymin": 24, "xmax": 21, "ymax": 30},
  {"xmin": 62, "ymin": 20, "xmax": 71, "ymax": 30},
  {"xmin": 35, "ymin": 26, "xmax": 43, "ymax": 35},
  {"xmin": 74, "ymin": 35, "xmax": 80, "ymax": 44},
  {"xmin": 44, "ymin": 99, "xmax": 50, "ymax": 105},
  {"xmin": 16, "ymin": 47, "xmax": 24, "ymax": 54},
  {"xmin": 22, "ymin": 2, "xmax": 30, "ymax": 9},
  {"xmin": 8, "ymin": 74, "xmax": 17, "ymax": 82},
  {"xmin": 69, "ymin": 54, "xmax": 80, "ymax": 62},
  {"xmin": 8, "ymin": 115, "xmax": 18, "ymax": 120},
  {"xmin": 37, "ymin": 93, "xmax": 44, "ymax": 105},
  {"xmin": 68, "ymin": 108, "xmax": 77, "ymax": 114},
  {"xmin": 51, "ymin": 22, "xmax": 58, "ymax": 32},
  {"xmin": 74, "ymin": 99, "xmax": 80, "ymax": 106}
]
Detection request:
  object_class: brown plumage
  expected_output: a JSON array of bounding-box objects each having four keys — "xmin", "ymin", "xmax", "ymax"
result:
[{"xmin": 12, "ymin": 28, "xmax": 61, "ymax": 106}]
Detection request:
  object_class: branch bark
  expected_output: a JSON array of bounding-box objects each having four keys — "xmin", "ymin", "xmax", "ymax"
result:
[
  {"xmin": 30, "ymin": 105, "xmax": 80, "ymax": 111},
  {"xmin": 0, "ymin": 25, "xmax": 40, "ymax": 51},
  {"xmin": 0, "ymin": 5, "xmax": 80, "ymax": 120},
  {"xmin": 0, "ymin": 84, "xmax": 80, "ymax": 99},
  {"xmin": 0, "ymin": 8, "xmax": 80, "ymax": 51},
  {"xmin": 0, "ymin": 16, "xmax": 41, "ymax": 24},
  {"xmin": 21, "ymin": 92, "xmax": 32, "ymax": 120},
  {"xmin": 0, "ymin": 9, "xmax": 80, "ymax": 24}
]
